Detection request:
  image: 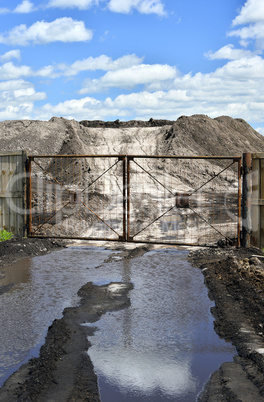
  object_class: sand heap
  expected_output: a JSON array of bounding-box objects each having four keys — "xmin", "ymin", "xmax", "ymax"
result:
[{"xmin": 0, "ymin": 114, "xmax": 263, "ymax": 156}]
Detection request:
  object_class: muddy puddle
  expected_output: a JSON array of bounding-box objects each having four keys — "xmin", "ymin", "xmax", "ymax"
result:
[{"xmin": 0, "ymin": 246, "xmax": 236, "ymax": 400}]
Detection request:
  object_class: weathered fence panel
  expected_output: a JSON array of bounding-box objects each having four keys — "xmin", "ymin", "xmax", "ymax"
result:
[
  {"xmin": 251, "ymin": 153, "xmax": 264, "ymax": 249},
  {"xmin": 0, "ymin": 151, "xmax": 27, "ymax": 236}
]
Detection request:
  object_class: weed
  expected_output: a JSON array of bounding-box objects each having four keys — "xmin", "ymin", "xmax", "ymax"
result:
[{"xmin": 0, "ymin": 230, "xmax": 14, "ymax": 242}]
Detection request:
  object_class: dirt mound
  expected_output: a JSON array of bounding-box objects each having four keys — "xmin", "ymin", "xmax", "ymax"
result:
[
  {"xmin": 0, "ymin": 114, "xmax": 263, "ymax": 156},
  {"xmin": 163, "ymin": 115, "xmax": 264, "ymax": 156}
]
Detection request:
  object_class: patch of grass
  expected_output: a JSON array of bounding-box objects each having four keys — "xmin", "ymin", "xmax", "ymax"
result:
[{"xmin": 0, "ymin": 230, "xmax": 14, "ymax": 242}]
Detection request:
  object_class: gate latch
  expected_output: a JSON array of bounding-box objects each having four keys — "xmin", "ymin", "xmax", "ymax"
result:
[
  {"xmin": 175, "ymin": 192, "xmax": 190, "ymax": 208},
  {"xmin": 69, "ymin": 189, "xmax": 81, "ymax": 204}
]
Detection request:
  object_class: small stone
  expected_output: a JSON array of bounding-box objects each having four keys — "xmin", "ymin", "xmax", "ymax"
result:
[{"xmin": 249, "ymin": 257, "xmax": 261, "ymax": 265}]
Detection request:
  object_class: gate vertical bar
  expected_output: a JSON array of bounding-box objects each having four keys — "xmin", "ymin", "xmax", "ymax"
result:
[
  {"xmin": 122, "ymin": 155, "xmax": 127, "ymax": 241},
  {"xmin": 237, "ymin": 157, "xmax": 242, "ymax": 247},
  {"xmin": 22, "ymin": 151, "xmax": 28, "ymax": 237},
  {"xmin": 127, "ymin": 156, "xmax": 131, "ymax": 241},
  {"xmin": 242, "ymin": 153, "xmax": 252, "ymax": 248},
  {"xmin": 26, "ymin": 156, "xmax": 32, "ymax": 236}
]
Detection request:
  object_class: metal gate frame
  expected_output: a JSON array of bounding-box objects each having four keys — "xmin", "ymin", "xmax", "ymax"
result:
[
  {"xmin": 26, "ymin": 154, "xmax": 242, "ymax": 246},
  {"xmin": 27, "ymin": 154, "xmax": 127, "ymax": 241},
  {"xmin": 126, "ymin": 155, "xmax": 242, "ymax": 246}
]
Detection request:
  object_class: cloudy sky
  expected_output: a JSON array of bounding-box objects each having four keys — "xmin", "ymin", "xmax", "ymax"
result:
[{"xmin": 0, "ymin": 0, "xmax": 263, "ymax": 133}]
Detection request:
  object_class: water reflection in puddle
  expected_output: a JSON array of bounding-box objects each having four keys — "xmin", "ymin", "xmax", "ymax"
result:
[
  {"xmin": 85, "ymin": 249, "xmax": 235, "ymax": 401},
  {"xmin": 0, "ymin": 246, "xmax": 112, "ymax": 386},
  {"xmin": 0, "ymin": 246, "xmax": 235, "ymax": 401}
]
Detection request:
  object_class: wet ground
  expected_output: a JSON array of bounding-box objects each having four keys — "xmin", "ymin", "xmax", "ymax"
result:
[
  {"xmin": 0, "ymin": 239, "xmax": 264, "ymax": 401},
  {"xmin": 0, "ymin": 244, "xmax": 234, "ymax": 401}
]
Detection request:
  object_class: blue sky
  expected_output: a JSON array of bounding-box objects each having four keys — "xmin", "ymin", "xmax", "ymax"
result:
[{"xmin": 0, "ymin": 0, "xmax": 264, "ymax": 133}]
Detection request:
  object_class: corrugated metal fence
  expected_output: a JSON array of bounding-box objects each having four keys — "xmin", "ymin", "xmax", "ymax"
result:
[
  {"xmin": 251, "ymin": 153, "xmax": 264, "ymax": 248},
  {"xmin": 0, "ymin": 151, "xmax": 27, "ymax": 236}
]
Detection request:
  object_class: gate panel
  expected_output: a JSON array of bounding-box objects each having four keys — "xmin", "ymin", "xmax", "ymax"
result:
[
  {"xmin": 127, "ymin": 156, "xmax": 241, "ymax": 246},
  {"xmin": 27, "ymin": 154, "xmax": 241, "ymax": 246},
  {"xmin": 28, "ymin": 155, "xmax": 126, "ymax": 241}
]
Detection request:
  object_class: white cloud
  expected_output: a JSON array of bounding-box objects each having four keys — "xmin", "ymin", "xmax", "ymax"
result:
[
  {"xmin": 229, "ymin": 0, "xmax": 264, "ymax": 50},
  {"xmin": 0, "ymin": 50, "xmax": 21, "ymax": 62},
  {"xmin": 35, "ymin": 65, "xmax": 59, "ymax": 78},
  {"xmin": 107, "ymin": 0, "xmax": 166, "ymax": 16},
  {"xmin": 40, "ymin": 96, "xmax": 101, "ymax": 120},
  {"xmin": 32, "ymin": 48, "xmax": 264, "ymax": 123},
  {"xmin": 213, "ymin": 55, "xmax": 264, "ymax": 80},
  {"xmin": 1, "ymin": 49, "xmax": 264, "ymax": 124},
  {"xmin": 0, "ymin": 79, "xmax": 32, "ymax": 91},
  {"xmin": 1, "ymin": 0, "xmax": 264, "ymax": 124},
  {"xmin": 13, "ymin": 87, "xmax": 46, "ymax": 102},
  {"xmin": 0, "ymin": 79, "xmax": 46, "ymax": 120},
  {"xmin": 0, "ymin": 62, "xmax": 33, "ymax": 80},
  {"xmin": 206, "ymin": 44, "xmax": 256, "ymax": 60},
  {"xmin": 79, "ymin": 64, "xmax": 178, "ymax": 93},
  {"xmin": 46, "ymin": 0, "xmax": 166, "ymax": 14},
  {"xmin": 14, "ymin": 0, "xmax": 36, "ymax": 13},
  {"xmin": 0, "ymin": 17, "xmax": 93, "ymax": 46},
  {"xmin": 0, "ymin": 59, "xmax": 61, "ymax": 80},
  {"xmin": 0, "ymin": 105, "xmax": 32, "ymax": 120},
  {"xmin": 0, "ymin": 54, "xmax": 144, "ymax": 82},
  {"xmin": 47, "ymin": 0, "xmax": 98, "ymax": 9},
  {"xmin": 232, "ymin": 0, "xmax": 264, "ymax": 26},
  {"xmin": 229, "ymin": 22, "xmax": 264, "ymax": 43},
  {"xmin": 64, "ymin": 54, "xmax": 143, "ymax": 76}
]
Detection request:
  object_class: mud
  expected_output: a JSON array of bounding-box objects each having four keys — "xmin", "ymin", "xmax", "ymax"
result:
[
  {"xmin": 1, "ymin": 240, "xmax": 264, "ymax": 401},
  {"xmin": 0, "ymin": 237, "xmax": 65, "ymax": 295},
  {"xmin": 0, "ymin": 237, "xmax": 65, "ymax": 268},
  {"xmin": 0, "ymin": 278, "xmax": 133, "ymax": 401},
  {"xmin": 189, "ymin": 247, "xmax": 264, "ymax": 401}
]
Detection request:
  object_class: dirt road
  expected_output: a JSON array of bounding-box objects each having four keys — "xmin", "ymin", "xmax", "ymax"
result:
[{"xmin": 0, "ymin": 239, "xmax": 264, "ymax": 401}]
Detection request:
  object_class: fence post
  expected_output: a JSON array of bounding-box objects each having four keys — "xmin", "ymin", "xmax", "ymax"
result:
[{"xmin": 241, "ymin": 153, "xmax": 252, "ymax": 247}]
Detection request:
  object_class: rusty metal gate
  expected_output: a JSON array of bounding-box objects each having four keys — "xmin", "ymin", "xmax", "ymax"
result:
[
  {"xmin": 27, "ymin": 155, "xmax": 126, "ymax": 241},
  {"xmin": 27, "ymin": 155, "xmax": 241, "ymax": 246},
  {"xmin": 127, "ymin": 156, "xmax": 241, "ymax": 246}
]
